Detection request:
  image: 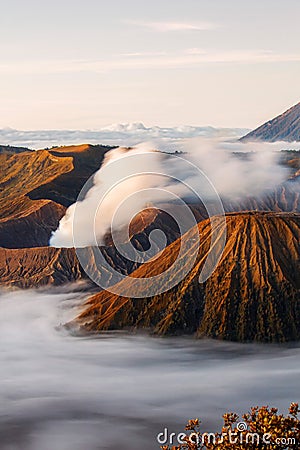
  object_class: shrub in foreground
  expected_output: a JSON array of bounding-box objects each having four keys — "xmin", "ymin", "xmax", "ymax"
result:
[{"xmin": 162, "ymin": 403, "xmax": 300, "ymax": 449}]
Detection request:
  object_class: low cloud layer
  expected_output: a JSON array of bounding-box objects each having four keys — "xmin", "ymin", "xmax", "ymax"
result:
[
  {"xmin": 0, "ymin": 288, "xmax": 299, "ymax": 450},
  {"xmin": 0, "ymin": 124, "xmax": 248, "ymax": 150},
  {"xmin": 50, "ymin": 139, "xmax": 290, "ymax": 248}
]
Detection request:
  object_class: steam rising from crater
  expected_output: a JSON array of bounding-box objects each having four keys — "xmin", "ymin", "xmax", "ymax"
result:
[{"xmin": 50, "ymin": 139, "xmax": 289, "ymax": 248}]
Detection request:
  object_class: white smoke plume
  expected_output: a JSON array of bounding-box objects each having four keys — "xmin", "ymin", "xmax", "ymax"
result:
[
  {"xmin": 185, "ymin": 139, "xmax": 290, "ymax": 198},
  {"xmin": 50, "ymin": 138, "xmax": 290, "ymax": 248}
]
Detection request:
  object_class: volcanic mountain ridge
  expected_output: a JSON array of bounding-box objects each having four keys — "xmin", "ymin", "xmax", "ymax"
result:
[
  {"xmin": 75, "ymin": 212, "xmax": 300, "ymax": 343},
  {"xmin": 241, "ymin": 101, "xmax": 300, "ymax": 142}
]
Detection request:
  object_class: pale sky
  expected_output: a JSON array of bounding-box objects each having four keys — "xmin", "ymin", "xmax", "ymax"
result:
[{"xmin": 1, "ymin": 0, "xmax": 300, "ymax": 130}]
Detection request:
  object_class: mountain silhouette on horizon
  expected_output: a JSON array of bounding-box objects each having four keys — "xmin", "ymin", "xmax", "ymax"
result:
[{"xmin": 241, "ymin": 102, "xmax": 300, "ymax": 142}]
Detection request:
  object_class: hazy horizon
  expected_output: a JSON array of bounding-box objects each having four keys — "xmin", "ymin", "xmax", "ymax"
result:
[{"xmin": 0, "ymin": 123, "xmax": 251, "ymax": 149}]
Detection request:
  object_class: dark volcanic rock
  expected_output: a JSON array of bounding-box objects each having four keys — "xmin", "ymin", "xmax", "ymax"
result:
[
  {"xmin": 0, "ymin": 247, "xmax": 82, "ymax": 288},
  {"xmin": 0, "ymin": 200, "xmax": 66, "ymax": 248}
]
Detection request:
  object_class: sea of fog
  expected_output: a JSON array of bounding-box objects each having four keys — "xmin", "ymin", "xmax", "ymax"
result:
[{"xmin": 0, "ymin": 286, "xmax": 299, "ymax": 450}]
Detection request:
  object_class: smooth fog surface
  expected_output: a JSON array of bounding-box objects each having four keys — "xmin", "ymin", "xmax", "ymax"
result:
[{"xmin": 0, "ymin": 287, "xmax": 299, "ymax": 450}]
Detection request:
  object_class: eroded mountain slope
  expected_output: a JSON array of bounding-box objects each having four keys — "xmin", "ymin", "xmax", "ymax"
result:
[
  {"xmin": 76, "ymin": 212, "xmax": 300, "ymax": 343},
  {"xmin": 241, "ymin": 102, "xmax": 300, "ymax": 142}
]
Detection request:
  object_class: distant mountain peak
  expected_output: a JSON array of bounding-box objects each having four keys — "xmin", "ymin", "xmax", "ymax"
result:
[{"xmin": 241, "ymin": 102, "xmax": 300, "ymax": 142}]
